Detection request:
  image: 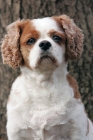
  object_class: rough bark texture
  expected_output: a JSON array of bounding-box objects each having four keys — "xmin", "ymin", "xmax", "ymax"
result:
[{"xmin": 0, "ymin": 0, "xmax": 93, "ymax": 139}]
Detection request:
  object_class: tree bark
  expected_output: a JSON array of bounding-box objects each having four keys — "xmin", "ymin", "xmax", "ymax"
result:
[{"xmin": 0, "ymin": 0, "xmax": 93, "ymax": 139}]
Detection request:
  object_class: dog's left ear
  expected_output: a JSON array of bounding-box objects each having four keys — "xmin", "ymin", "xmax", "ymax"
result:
[
  {"xmin": 1, "ymin": 19, "xmax": 30, "ymax": 68},
  {"xmin": 1, "ymin": 20, "xmax": 24, "ymax": 68},
  {"xmin": 53, "ymin": 15, "xmax": 84, "ymax": 60}
]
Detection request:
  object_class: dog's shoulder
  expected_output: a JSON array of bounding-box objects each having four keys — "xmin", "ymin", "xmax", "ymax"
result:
[
  {"xmin": 12, "ymin": 74, "xmax": 24, "ymax": 88},
  {"xmin": 67, "ymin": 74, "xmax": 81, "ymax": 99},
  {"xmin": 7, "ymin": 74, "xmax": 26, "ymax": 106}
]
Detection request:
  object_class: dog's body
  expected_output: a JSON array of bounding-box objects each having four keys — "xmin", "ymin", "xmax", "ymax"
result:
[
  {"xmin": 7, "ymin": 67, "xmax": 93, "ymax": 140},
  {"xmin": 1, "ymin": 15, "xmax": 93, "ymax": 140}
]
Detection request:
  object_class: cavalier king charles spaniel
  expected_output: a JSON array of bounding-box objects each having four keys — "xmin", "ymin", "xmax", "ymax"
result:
[{"xmin": 1, "ymin": 15, "xmax": 93, "ymax": 140}]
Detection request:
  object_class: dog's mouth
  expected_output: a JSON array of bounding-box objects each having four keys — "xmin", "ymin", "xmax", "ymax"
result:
[
  {"xmin": 35, "ymin": 54, "xmax": 57, "ymax": 68},
  {"xmin": 41, "ymin": 55, "xmax": 54, "ymax": 61},
  {"xmin": 40, "ymin": 55, "xmax": 56, "ymax": 63},
  {"xmin": 34, "ymin": 54, "xmax": 58, "ymax": 69}
]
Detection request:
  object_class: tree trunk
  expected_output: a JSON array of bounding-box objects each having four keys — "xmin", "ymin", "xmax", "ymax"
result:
[{"xmin": 0, "ymin": 0, "xmax": 93, "ymax": 139}]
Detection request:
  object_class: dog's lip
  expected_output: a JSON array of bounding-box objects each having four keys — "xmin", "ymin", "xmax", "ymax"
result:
[
  {"xmin": 40, "ymin": 55, "xmax": 56, "ymax": 62},
  {"xmin": 41, "ymin": 55, "xmax": 53, "ymax": 60},
  {"xmin": 35, "ymin": 54, "xmax": 58, "ymax": 68}
]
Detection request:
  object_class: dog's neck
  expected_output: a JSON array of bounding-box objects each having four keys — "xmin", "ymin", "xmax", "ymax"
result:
[
  {"xmin": 20, "ymin": 62, "xmax": 68, "ymax": 87},
  {"xmin": 20, "ymin": 63, "xmax": 74, "ymax": 112}
]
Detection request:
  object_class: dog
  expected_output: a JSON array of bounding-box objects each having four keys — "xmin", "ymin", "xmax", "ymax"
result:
[{"xmin": 1, "ymin": 15, "xmax": 93, "ymax": 140}]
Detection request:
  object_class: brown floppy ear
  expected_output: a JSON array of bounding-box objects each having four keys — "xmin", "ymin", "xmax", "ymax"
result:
[
  {"xmin": 1, "ymin": 20, "xmax": 24, "ymax": 68},
  {"xmin": 54, "ymin": 15, "xmax": 84, "ymax": 60}
]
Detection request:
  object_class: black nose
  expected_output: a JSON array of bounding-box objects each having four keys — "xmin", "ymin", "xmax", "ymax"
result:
[{"xmin": 39, "ymin": 40, "xmax": 51, "ymax": 51}]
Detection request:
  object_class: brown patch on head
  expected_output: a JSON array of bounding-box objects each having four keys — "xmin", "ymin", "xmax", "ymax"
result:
[
  {"xmin": 48, "ymin": 29, "xmax": 66, "ymax": 41},
  {"xmin": 20, "ymin": 20, "xmax": 40, "ymax": 68},
  {"xmin": 67, "ymin": 74, "xmax": 81, "ymax": 99},
  {"xmin": 48, "ymin": 29, "xmax": 66, "ymax": 45},
  {"xmin": 52, "ymin": 16, "xmax": 62, "ymax": 29},
  {"xmin": 52, "ymin": 15, "xmax": 84, "ymax": 60},
  {"xmin": 1, "ymin": 19, "xmax": 40, "ymax": 69}
]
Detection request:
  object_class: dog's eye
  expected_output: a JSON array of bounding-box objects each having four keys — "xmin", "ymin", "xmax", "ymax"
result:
[
  {"xmin": 52, "ymin": 35, "xmax": 62, "ymax": 43},
  {"xmin": 26, "ymin": 38, "xmax": 36, "ymax": 45}
]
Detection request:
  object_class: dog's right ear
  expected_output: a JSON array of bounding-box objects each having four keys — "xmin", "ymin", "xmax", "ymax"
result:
[
  {"xmin": 53, "ymin": 15, "xmax": 84, "ymax": 60},
  {"xmin": 1, "ymin": 19, "xmax": 29, "ymax": 68}
]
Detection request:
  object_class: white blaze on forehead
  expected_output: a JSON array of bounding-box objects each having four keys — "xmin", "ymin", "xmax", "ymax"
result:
[{"xmin": 32, "ymin": 17, "xmax": 62, "ymax": 36}]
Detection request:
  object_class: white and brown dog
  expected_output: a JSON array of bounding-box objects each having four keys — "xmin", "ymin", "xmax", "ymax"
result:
[{"xmin": 1, "ymin": 15, "xmax": 93, "ymax": 140}]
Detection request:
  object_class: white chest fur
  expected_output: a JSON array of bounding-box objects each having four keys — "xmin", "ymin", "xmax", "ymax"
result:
[{"xmin": 7, "ymin": 66, "xmax": 88, "ymax": 140}]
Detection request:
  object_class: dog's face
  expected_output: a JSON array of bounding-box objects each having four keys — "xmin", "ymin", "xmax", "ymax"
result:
[
  {"xmin": 20, "ymin": 18, "xmax": 66, "ymax": 70},
  {"xmin": 1, "ymin": 15, "xmax": 84, "ymax": 70}
]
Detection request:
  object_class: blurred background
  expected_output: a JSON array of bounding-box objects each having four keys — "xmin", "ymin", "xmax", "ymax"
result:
[{"xmin": 0, "ymin": 0, "xmax": 93, "ymax": 139}]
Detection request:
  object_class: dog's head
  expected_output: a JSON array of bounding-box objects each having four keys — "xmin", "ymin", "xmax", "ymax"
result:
[{"xmin": 1, "ymin": 15, "xmax": 84, "ymax": 70}]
